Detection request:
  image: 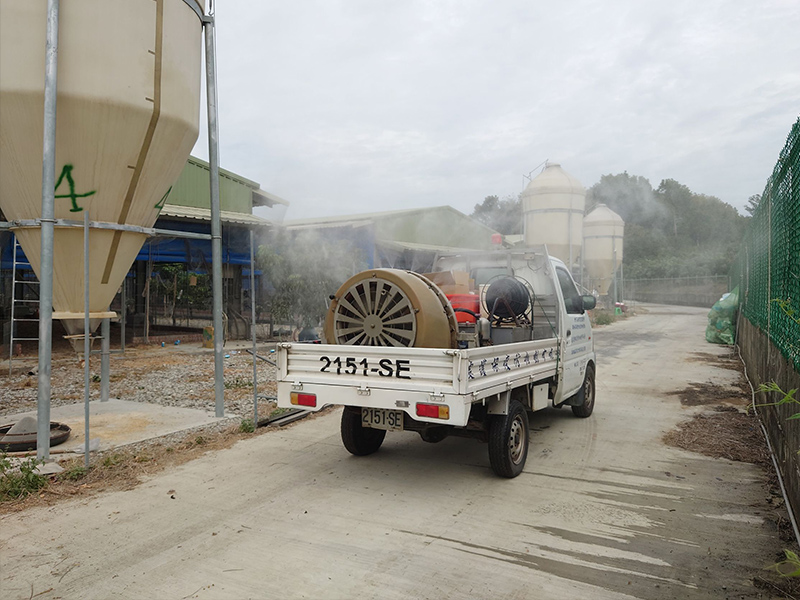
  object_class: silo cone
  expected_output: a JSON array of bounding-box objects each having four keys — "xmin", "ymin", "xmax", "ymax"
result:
[
  {"xmin": 583, "ymin": 203, "xmax": 624, "ymax": 296},
  {"xmin": 0, "ymin": 0, "xmax": 203, "ymax": 346}
]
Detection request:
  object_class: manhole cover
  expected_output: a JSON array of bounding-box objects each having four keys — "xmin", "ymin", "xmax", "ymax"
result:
[{"xmin": 0, "ymin": 416, "xmax": 71, "ymax": 452}]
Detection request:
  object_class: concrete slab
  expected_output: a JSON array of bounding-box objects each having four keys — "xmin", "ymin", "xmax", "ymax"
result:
[{"xmin": 0, "ymin": 399, "xmax": 230, "ymax": 455}]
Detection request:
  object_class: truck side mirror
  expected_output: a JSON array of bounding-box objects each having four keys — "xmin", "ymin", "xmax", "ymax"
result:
[{"xmin": 581, "ymin": 295, "xmax": 597, "ymax": 311}]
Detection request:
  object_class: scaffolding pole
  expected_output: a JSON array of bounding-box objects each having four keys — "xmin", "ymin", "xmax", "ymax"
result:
[
  {"xmin": 37, "ymin": 0, "xmax": 60, "ymax": 460},
  {"xmin": 83, "ymin": 212, "xmax": 91, "ymax": 469},
  {"xmin": 204, "ymin": 11, "xmax": 224, "ymax": 418},
  {"xmin": 250, "ymin": 230, "xmax": 258, "ymax": 429}
]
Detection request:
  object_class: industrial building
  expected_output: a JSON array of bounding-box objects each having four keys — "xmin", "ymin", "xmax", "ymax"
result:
[{"xmin": 1, "ymin": 156, "xmax": 288, "ymax": 348}]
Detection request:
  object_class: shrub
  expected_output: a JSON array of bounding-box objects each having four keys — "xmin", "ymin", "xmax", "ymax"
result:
[{"xmin": 0, "ymin": 452, "xmax": 47, "ymax": 501}]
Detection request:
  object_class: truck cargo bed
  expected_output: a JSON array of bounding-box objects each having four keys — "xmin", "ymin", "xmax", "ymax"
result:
[{"xmin": 276, "ymin": 338, "xmax": 560, "ymax": 427}]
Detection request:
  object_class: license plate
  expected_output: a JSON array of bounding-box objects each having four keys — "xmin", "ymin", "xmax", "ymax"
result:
[{"xmin": 362, "ymin": 408, "xmax": 404, "ymax": 431}]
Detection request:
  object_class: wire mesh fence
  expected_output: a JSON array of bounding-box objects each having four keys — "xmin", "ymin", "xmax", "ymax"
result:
[{"xmin": 730, "ymin": 118, "xmax": 800, "ymax": 371}]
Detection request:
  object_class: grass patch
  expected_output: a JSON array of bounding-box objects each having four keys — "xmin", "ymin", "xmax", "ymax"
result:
[
  {"xmin": 102, "ymin": 453, "xmax": 124, "ymax": 468},
  {"xmin": 239, "ymin": 419, "xmax": 255, "ymax": 433},
  {"xmin": 59, "ymin": 464, "xmax": 88, "ymax": 481}
]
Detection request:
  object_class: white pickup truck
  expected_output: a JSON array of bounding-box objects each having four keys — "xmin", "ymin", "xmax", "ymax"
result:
[{"xmin": 277, "ymin": 247, "xmax": 597, "ymax": 477}]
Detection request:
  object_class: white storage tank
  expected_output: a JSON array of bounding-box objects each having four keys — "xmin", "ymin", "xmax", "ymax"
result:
[
  {"xmin": 583, "ymin": 203, "xmax": 624, "ymax": 296},
  {"xmin": 0, "ymin": 0, "xmax": 204, "ymax": 337},
  {"xmin": 521, "ymin": 163, "xmax": 585, "ymax": 269}
]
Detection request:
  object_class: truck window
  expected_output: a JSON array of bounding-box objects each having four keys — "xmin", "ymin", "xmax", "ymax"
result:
[{"xmin": 556, "ymin": 268, "xmax": 582, "ymax": 314}]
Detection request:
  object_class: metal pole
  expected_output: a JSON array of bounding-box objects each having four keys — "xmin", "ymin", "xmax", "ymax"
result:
[
  {"xmin": 205, "ymin": 13, "xmax": 224, "ymax": 418},
  {"xmin": 101, "ymin": 317, "xmax": 110, "ymax": 402},
  {"xmin": 120, "ymin": 278, "xmax": 126, "ymax": 354},
  {"xmin": 37, "ymin": 0, "xmax": 60, "ymax": 460},
  {"xmin": 144, "ymin": 252, "xmax": 152, "ymax": 344},
  {"xmin": 83, "ymin": 211, "xmax": 90, "ymax": 469},
  {"xmin": 612, "ymin": 239, "xmax": 618, "ymax": 304},
  {"xmin": 250, "ymin": 230, "xmax": 257, "ymax": 429},
  {"xmin": 568, "ymin": 210, "xmax": 573, "ymax": 275},
  {"xmin": 9, "ymin": 235, "xmax": 17, "ymax": 377}
]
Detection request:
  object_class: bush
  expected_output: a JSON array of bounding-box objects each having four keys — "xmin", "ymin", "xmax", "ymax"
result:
[
  {"xmin": 239, "ymin": 419, "xmax": 255, "ymax": 434},
  {"xmin": 592, "ymin": 311, "xmax": 617, "ymax": 326},
  {"xmin": 0, "ymin": 452, "xmax": 47, "ymax": 501}
]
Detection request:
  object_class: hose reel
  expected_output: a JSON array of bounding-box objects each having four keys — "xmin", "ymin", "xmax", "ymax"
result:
[{"xmin": 483, "ymin": 276, "xmax": 534, "ymax": 324}]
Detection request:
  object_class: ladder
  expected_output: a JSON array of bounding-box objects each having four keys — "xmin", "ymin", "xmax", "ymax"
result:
[{"xmin": 8, "ymin": 235, "xmax": 40, "ymax": 375}]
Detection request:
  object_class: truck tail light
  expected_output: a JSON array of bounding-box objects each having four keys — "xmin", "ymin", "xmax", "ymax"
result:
[
  {"xmin": 416, "ymin": 403, "xmax": 449, "ymax": 419},
  {"xmin": 291, "ymin": 392, "xmax": 317, "ymax": 407}
]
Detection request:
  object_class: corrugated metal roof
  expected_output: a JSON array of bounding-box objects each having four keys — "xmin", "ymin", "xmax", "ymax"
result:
[
  {"xmin": 285, "ymin": 205, "xmax": 461, "ymax": 228},
  {"xmin": 253, "ymin": 189, "xmax": 290, "ymax": 208},
  {"xmin": 160, "ymin": 204, "xmax": 272, "ymax": 227},
  {"xmin": 186, "ymin": 156, "xmax": 260, "ymax": 189},
  {"xmin": 378, "ymin": 239, "xmax": 478, "ymax": 253}
]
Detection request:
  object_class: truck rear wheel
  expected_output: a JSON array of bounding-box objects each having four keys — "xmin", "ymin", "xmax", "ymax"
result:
[
  {"xmin": 571, "ymin": 364, "xmax": 595, "ymax": 418},
  {"xmin": 488, "ymin": 399, "xmax": 529, "ymax": 478},
  {"xmin": 341, "ymin": 407, "xmax": 386, "ymax": 456}
]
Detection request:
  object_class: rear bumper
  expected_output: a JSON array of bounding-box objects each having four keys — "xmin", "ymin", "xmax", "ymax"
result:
[{"xmin": 277, "ymin": 381, "xmax": 472, "ymax": 427}]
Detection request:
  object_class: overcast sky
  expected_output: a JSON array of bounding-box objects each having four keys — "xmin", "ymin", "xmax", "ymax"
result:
[{"xmin": 191, "ymin": 0, "xmax": 800, "ymax": 220}]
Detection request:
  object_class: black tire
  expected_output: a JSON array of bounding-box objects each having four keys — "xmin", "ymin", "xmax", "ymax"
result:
[
  {"xmin": 571, "ymin": 364, "xmax": 596, "ymax": 418},
  {"xmin": 488, "ymin": 399, "xmax": 529, "ymax": 478},
  {"xmin": 341, "ymin": 407, "xmax": 386, "ymax": 456}
]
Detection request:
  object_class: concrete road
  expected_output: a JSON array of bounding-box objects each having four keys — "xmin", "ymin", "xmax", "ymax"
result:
[{"xmin": 1, "ymin": 305, "xmax": 782, "ymax": 599}]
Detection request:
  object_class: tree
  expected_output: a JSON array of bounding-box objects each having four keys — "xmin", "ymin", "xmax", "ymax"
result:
[
  {"xmin": 655, "ymin": 179, "xmax": 694, "ymax": 238},
  {"xmin": 745, "ymin": 194, "xmax": 761, "ymax": 216},
  {"xmin": 586, "ymin": 172, "xmax": 746, "ymax": 278},
  {"xmin": 257, "ymin": 230, "xmax": 367, "ymax": 335},
  {"xmin": 586, "ymin": 172, "xmax": 666, "ymax": 229},
  {"xmin": 471, "ymin": 195, "xmax": 522, "ymax": 234}
]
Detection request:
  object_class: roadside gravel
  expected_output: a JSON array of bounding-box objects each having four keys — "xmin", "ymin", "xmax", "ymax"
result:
[{"xmin": 0, "ymin": 342, "xmax": 279, "ymax": 421}]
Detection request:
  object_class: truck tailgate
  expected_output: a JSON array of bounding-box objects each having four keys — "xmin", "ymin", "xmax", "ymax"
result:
[{"xmin": 276, "ymin": 338, "xmax": 559, "ymax": 426}]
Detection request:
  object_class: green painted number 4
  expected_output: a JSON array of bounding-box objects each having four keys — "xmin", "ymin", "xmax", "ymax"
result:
[
  {"xmin": 155, "ymin": 186, "xmax": 172, "ymax": 211},
  {"xmin": 54, "ymin": 164, "xmax": 96, "ymax": 212}
]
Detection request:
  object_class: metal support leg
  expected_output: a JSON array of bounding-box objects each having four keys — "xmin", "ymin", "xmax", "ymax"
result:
[
  {"xmin": 120, "ymin": 279, "xmax": 126, "ymax": 355},
  {"xmin": 83, "ymin": 211, "xmax": 91, "ymax": 469},
  {"xmin": 250, "ymin": 230, "xmax": 257, "ymax": 429},
  {"xmin": 37, "ymin": 0, "xmax": 60, "ymax": 460},
  {"xmin": 101, "ymin": 317, "xmax": 110, "ymax": 402},
  {"xmin": 205, "ymin": 14, "xmax": 224, "ymax": 418}
]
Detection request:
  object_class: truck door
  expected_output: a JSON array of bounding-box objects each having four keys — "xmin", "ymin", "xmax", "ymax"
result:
[{"xmin": 555, "ymin": 266, "xmax": 591, "ymax": 397}]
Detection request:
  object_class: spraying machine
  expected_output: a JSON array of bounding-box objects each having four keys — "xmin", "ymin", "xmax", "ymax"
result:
[{"xmin": 277, "ymin": 246, "xmax": 597, "ymax": 478}]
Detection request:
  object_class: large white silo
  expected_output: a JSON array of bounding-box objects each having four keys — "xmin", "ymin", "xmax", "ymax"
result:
[
  {"xmin": 583, "ymin": 203, "xmax": 624, "ymax": 296},
  {"xmin": 0, "ymin": 0, "xmax": 204, "ymax": 337},
  {"xmin": 521, "ymin": 163, "xmax": 585, "ymax": 269}
]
